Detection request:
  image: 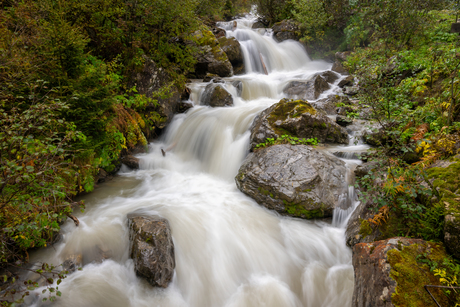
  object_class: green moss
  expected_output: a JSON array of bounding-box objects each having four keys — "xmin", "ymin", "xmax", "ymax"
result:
[
  {"xmin": 387, "ymin": 243, "xmax": 450, "ymax": 307},
  {"xmin": 359, "ymin": 219, "xmax": 373, "ymax": 238},
  {"xmin": 194, "ymin": 30, "xmax": 218, "ymax": 47},
  {"xmin": 427, "ymin": 162, "xmax": 460, "ymax": 212},
  {"xmin": 283, "ymin": 199, "xmax": 325, "ymax": 219},
  {"xmin": 266, "ymin": 99, "xmax": 317, "ymax": 137}
]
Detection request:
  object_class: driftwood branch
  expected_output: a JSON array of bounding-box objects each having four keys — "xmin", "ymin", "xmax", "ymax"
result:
[{"xmin": 67, "ymin": 214, "xmax": 79, "ymax": 226}]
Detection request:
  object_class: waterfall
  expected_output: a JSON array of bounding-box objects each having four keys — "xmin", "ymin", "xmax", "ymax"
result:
[{"xmin": 23, "ymin": 13, "xmax": 367, "ymax": 307}]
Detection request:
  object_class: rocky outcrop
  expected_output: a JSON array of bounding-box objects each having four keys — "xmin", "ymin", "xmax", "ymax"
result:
[
  {"xmin": 272, "ymin": 20, "xmax": 300, "ymax": 42},
  {"xmin": 283, "ymin": 75, "xmax": 330, "ymax": 100},
  {"xmin": 218, "ymin": 36, "xmax": 245, "ymax": 75},
  {"xmin": 426, "ymin": 159, "xmax": 460, "ymax": 258},
  {"xmin": 189, "ymin": 30, "xmax": 233, "ymax": 78},
  {"xmin": 252, "ymin": 18, "xmax": 268, "ymax": 29},
  {"xmin": 336, "ymin": 115, "xmax": 353, "ymax": 126},
  {"xmin": 201, "ymin": 83, "xmax": 233, "ymax": 107},
  {"xmin": 130, "ymin": 56, "xmax": 182, "ymax": 130},
  {"xmin": 249, "ymin": 99, "xmax": 348, "ymax": 150},
  {"xmin": 352, "ymin": 238, "xmax": 449, "ymax": 307},
  {"xmin": 128, "ymin": 213, "xmax": 175, "ymax": 288},
  {"xmin": 311, "ymin": 95, "xmax": 351, "ymax": 115},
  {"xmin": 236, "ymin": 144, "xmax": 347, "ymax": 219}
]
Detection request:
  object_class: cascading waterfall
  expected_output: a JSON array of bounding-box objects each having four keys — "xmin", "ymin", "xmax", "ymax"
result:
[{"xmin": 23, "ymin": 13, "xmax": 369, "ymax": 307}]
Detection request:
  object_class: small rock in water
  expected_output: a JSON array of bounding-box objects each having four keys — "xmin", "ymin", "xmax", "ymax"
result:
[
  {"xmin": 62, "ymin": 254, "xmax": 83, "ymax": 273},
  {"xmin": 128, "ymin": 213, "xmax": 175, "ymax": 288},
  {"xmin": 201, "ymin": 83, "xmax": 233, "ymax": 107},
  {"xmin": 121, "ymin": 155, "xmax": 140, "ymax": 169},
  {"xmin": 338, "ymin": 75, "xmax": 354, "ymax": 88}
]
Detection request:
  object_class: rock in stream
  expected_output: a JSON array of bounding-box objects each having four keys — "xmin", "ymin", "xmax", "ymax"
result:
[
  {"xmin": 235, "ymin": 144, "xmax": 347, "ymax": 219},
  {"xmin": 128, "ymin": 213, "xmax": 175, "ymax": 288}
]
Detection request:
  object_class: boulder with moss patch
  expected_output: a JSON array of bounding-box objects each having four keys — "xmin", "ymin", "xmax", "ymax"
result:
[
  {"xmin": 426, "ymin": 158, "xmax": 460, "ymax": 258},
  {"xmin": 235, "ymin": 144, "xmax": 347, "ymax": 219},
  {"xmin": 188, "ymin": 30, "xmax": 233, "ymax": 78},
  {"xmin": 218, "ymin": 36, "xmax": 245, "ymax": 75},
  {"xmin": 249, "ymin": 99, "xmax": 348, "ymax": 150},
  {"xmin": 352, "ymin": 237, "xmax": 450, "ymax": 307},
  {"xmin": 283, "ymin": 75, "xmax": 330, "ymax": 100}
]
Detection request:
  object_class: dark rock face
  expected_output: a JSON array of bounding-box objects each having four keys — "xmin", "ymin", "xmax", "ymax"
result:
[
  {"xmin": 320, "ymin": 71, "xmax": 340, "ymax": 84},
  {"xmin": 338, "ymin": 75, "xmax": 355, "ymax": 88},
  {"xmin": 272, "ymin": 20, "xmax": 300, "ymax": 42},
  {"xmin": 130, "ymin": 56, "xmax": 181, "ymax": 129},
  {"xmin": 283, "ymin": 75, "xmax": 330, "ymax": 100},
  {"xmin": 352, "ymin": 238, "xmax": 448, "ymax": 307},
  {"xmin": 235, "ymin": 144, "xmax": 347, "ymax": 219},
  {"xmin": 249, "ymin": 99, "xmax": 348, "ymax": 150},
  {"xmin": 128, "ymin": 214, "xmax": 175, "ymax": 288},
  {"xmin": 331, "ymin": 60, "xmax": 349, "ymax": 75},
  {"xmin": 121, "ymin": 155, "xmax": 140, "ymax": 169},
  {"xmin": 189, "ymin": 30, "xmax": 233, "ymax": 79},
  {"xmin": 202, "ymin": 83, "xmax": 233, "ymax": 107}
]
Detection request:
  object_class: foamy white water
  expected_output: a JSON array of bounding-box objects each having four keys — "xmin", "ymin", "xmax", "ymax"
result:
[{"xmin": 24, "ymin": 13, "xmax": 364, "ymax": 307}]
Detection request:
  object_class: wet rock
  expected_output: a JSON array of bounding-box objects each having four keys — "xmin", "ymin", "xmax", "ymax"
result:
[
  {"xmin": 336, "ymin": 115, "xmax": 353, "ymax": 127},
  {"xmin": 320, "ymin": 71, "xmax": 340, "ymax": 84},
  {"xmin": 272, "ymin": 20, "xmax": 300, "ymax": 42},
  {"xmin": 188, "ymin": 30, "xmax": 233, "ymax": 78},
  {"xmin": 97, "ymin": 168, "xmax": 109, "ymax": 183},
  {"xmin": 128, "ymin": 214, "xmax": 175, "ymax": 288},
  {"xmin": 343, "ymin": 86, "xmax": 359, "ymax": 96},
  {"xmin": 363, "ymin": 129, "xmax": 388, "ymax": 146},
  {"xmin": 354, "ymin": 161, "xmax": 379, "ymax": 179},
  {"xmin": 176, "ymin": 101, "xmax": 193, "ymax": 113},
  {"xmin": 337, "ymin": 106, "xmax": 354, "ymax": 116},
  {"xmin": 218, "ymin": 37, "xmax": 244, "ymax": 67},
  {"xmin": 352, "ymin": 238, "xmax": 449, "ymax": 307},
  {"xmin": 236, "ymin": 144, "xmax": 347, "ymax": 219},
  {"xmin": 331, "ymin": 60, "xmax": 349, "ymax": 75},
  {"xmin": 62, "ymin": 254, "xmax": 83, "ymax": 273},
  {"xmin": 202, "ymin": 83, "xmax": 233, "ymax": 107},
  {"xmin": 130, "ymin": 56, "xmax": 182, "ymax": 129},
  {"xmin": 283, "ymin": 75, "xmax": 330, "ymax": 100},
  {"xmin": 311, "ymin": 95, "xmax": 350, "ymax": 115},
  {"xmin": 121, "ymin": 155, "xmax": 140, "ymax": 169},
  {"xmin": 249, "ymin": 98, "xmax": 348, "ymax": 150},
  {"xmin": 232, "ymin": 80, "xmax": 243, "ymax": 96},
  {"xmin": 335, "ymin": 51, "xmax": 351, "ymax": 62},
  {"xmin": 252, "ymin": 18, "xmax": 268, "ymax": 29},
  {"xmin": 338, "ymin": 75, "xmax": 355, "ymax": 88},
  {"xmin": 203, "ymin": 73, "xmax": 219, "ymax": 82}
]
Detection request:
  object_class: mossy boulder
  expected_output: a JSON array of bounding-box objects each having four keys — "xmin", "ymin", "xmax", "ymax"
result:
[
  {"xmin": 201, "ymin": 83, "xmax": 233, "ymax": 107},
  {"xmin": 249, "ymin": 98, "xmax": 348, "ymax": 150},
  {"xmin": 283, "ymin": 75, "xmax": 330, "ymax": 100},
  {"xmin": 128, "ymin": 213, "xmax": 175, "ymax": 288},
  {"xmin": 235, "ymin": 144, "xmax": 348, "ymax": 219},
  {"xmin": 218, "ymin": 36, "xmax": 244, "ymax": 75},
  {"xmin": 331, "ymin": 60, "xmax": 349, "ymax": 75},
  {"xmin": 426, "ymin": 158, "xmax": 460, "ymax": 258},
  {"xmin": 189, "ymin": 30, "xmax": 233, "ymax": 78},
  {"xmin": 272, "ymin": 20, "xmax": 301, "ymax": 42},
  {"xmin": 352, "ymin": 237, "xmax": 450, "ymax": 307},
  {"xmin": 345, "ymin": 197, "xmax": 383, "ymax": 247}
]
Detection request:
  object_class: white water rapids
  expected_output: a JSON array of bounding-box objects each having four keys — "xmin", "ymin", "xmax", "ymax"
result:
[{"xmin": 25, "ymin": 14, "xmax": 370, "ymax": 307}]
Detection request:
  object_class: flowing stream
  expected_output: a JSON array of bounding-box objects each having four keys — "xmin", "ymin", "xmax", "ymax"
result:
[{"xmin": 26, "ymin": 14, "xmax": 370, "ymax": 307}]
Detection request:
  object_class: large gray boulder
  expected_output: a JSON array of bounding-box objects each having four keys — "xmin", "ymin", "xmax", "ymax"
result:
[
  {"xmin": 218, "ymin": 36, "xmax": 245, "ymax": 75},
  {"xmin": 201, "ymin": 83, "xmax": 233, "ymax": 107},
  {"xmin": 272, "ymin": 20, "xmax": 300, "ymax": 42},
  {"xmin": 249, "ymin": 99, "xmax": 348, "ymax": 150},
  {"xmin": 236, "ymin": 144, "xmax": 347, "ymax": 219},
  {"xmin": 283, "ymin": 75, "xmax": 330, "ymax": 100},
  {"xmin": 189, "ymin": 30, "xmax": 233, "ymax": 78},
  {"xmin": 128, "ymin": 213, "xmax": 175, "ymax": 288}
]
